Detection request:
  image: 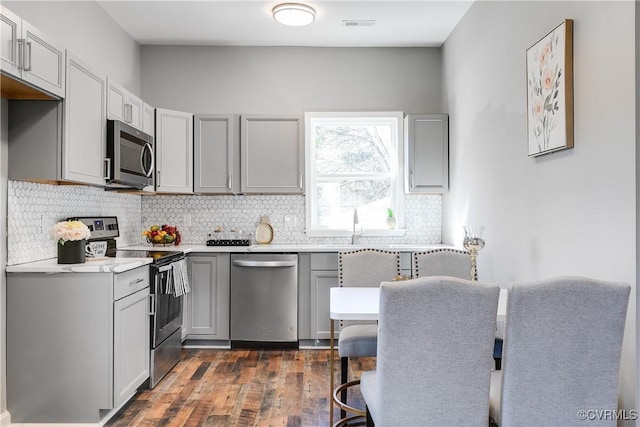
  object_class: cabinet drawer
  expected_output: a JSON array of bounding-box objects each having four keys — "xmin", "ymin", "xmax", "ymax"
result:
[
  {"xmin": 310, "ymin": 253, "xmax": 338, "ymax": 270},
  {"xmin": 114, "ymin": 266, "xmax": 149, "ymax": 300}
]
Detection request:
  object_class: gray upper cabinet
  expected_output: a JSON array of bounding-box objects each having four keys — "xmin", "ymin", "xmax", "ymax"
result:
[
  {"xmin": 155, "ymin": 108, "xmax": 193, "ymax": 193},
  {"xmin": 404, "ymin": 114, "xmax": 449, "ymax": 193},
  {"xmin": 107, "ymin": 78, "xmax": 143, "ymax": 131},
  {"xmin": 240, "ymin": 115, "xmax": 304, "ymax": 194},
  {"xmin": 194, "ymin": 114, "xmax": 239, "ymax": 194},
  {"xmin": 142, "ymin": 102, "xmax": 155, "ymax": 137},
  {"xmin": 63, "ymin": 52, "xmax": 108, "ymax": 186},
  {"xmin": 0, "ymin": 6, "xmax": 65, "ymax": 98}
]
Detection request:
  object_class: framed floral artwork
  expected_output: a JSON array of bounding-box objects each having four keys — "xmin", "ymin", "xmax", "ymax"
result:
[{"xmin": 526, "ymin": 19, "xmax": 574, "ymax": 157}]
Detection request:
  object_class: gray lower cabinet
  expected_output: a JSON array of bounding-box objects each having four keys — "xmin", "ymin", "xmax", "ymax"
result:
[
  {"xmin": 6, "ymin": 266, "xmax": 150, "ymax": 423},
  {"xmin": 299, "ymin": 252, "xmax": 413, "ymax": 341},
  {"xmin": 240, "ymin": 115, "xmax": 304, "ymax": 194},
  {"xmin": 194, "ymin": 114, "xmax": 239, "ymax": 194},
  {"xmin": 184, "ymin": 254, "xmax": 230, "ymax": 340},
  {"xmin": 404, "ymin": 113, "xmax": 449, "ymax": 193}
]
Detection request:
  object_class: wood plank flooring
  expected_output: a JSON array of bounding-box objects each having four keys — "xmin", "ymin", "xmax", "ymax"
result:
[{"xmin": 107, "ymin": 349, "xmax": 375, "ymax": 427}]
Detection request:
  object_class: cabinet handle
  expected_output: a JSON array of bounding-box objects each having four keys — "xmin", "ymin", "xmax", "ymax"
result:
[
  {"xmin": 156, "ymin": 170, "xmax": 161, "ymax": 187},
  {"xmin": 130, "ymin": 278, "xmax": 145, "ymax": 286},
  {"xmin": 410, "ymin": 170, "xmax": 415, "ymax": 189},
  {"xmin": 227, "ymin": 174, "xmax": 232, "ymax": 190},
  {"xmin": 124, "ymin": 104, "xmax": 133, "ymax": 123},
  {"xmin": 148, "ymin": 294, "xmax": 156, "ymax": 315},
  {"xmin": 16, "ymin": 39, "xmax": 24, "ymax": 69},
  {"xmin": 298, "ymin": 173, "xmax": 303, "ymax": 189},
  {"xmin": 104, "ymin": 158, "xmax": 111, "ymax": 180},
  {"xmin": 23, "ymin": 41, "xmax": 32, "ymax": 71}
]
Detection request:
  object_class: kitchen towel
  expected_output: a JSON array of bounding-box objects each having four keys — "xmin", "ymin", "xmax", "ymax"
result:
[{"xmin": 172, "ymin": 259, "xmax": 191, "ymax": 297}]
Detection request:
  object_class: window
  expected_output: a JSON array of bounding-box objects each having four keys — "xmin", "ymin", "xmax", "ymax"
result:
[{"xmin": 305, "ymin": 112, "xmax": 404, "ymax": 237}]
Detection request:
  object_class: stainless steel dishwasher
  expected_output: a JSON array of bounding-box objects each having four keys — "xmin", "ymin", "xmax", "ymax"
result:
[{"xmin": 230, "ymin": 254, "xmax": 298, "ymax": 345}]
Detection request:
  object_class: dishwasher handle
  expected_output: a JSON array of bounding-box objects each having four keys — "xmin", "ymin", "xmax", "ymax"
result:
[{"xmin": 233, "ymin": 260, "xmax": 297, "ymax": 268}]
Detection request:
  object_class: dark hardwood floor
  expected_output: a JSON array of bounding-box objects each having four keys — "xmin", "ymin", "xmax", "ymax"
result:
[{"xmin": 107, "ymin": 348, "xmax": 375, "ymax": 427}]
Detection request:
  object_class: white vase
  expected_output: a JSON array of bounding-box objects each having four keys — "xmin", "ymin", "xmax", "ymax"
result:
[{"xmin": 386, "ymin": 217, "xmax": 397, "ymax": 229}]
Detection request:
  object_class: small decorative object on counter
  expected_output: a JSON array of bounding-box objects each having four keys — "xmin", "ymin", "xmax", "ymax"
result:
[
  {"xmin": 386, "ymin": 208, "xmax": 397, "ymax": 229},
  {"xmin": 51, "ymin": 220, "xmax": 91, "ymax": 264},
  {"xmin": 142, "ymin": 224, "xmax": 181, "ymax": 246},
  {"xmin": 255, "ymin": 215, "xmax": 274, "ymax": 244}
]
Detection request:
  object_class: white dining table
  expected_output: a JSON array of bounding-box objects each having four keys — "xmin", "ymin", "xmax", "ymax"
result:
[{"xmin": 328, "ymin": 287, "xmax": 507, "ymax": 426}]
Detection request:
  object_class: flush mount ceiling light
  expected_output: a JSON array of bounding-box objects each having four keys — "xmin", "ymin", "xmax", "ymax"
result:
[{"xmin": 272, "ymin": 3, "xmax": 316, "ymax": 27}]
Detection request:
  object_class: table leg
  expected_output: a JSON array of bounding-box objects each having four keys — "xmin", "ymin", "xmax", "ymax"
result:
[{"xmin": 330, "ymin": 318, "xmax": 335, "ymax": 427}]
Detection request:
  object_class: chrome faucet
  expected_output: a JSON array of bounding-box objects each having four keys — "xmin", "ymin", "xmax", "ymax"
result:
[{"xmin": 351, "ymin": 208, "xmax": 362, "ymax": 244}]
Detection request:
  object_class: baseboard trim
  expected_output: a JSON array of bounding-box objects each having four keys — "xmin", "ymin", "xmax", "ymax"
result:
[{"xmin": 0, "ymin": 411, "xmax": 9, "ymax": 427}]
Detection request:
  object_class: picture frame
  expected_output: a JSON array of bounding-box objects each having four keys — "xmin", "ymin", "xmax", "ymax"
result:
[{"xmin": 526, "ymin": 19, "xmax": 574, "ymax": 157}]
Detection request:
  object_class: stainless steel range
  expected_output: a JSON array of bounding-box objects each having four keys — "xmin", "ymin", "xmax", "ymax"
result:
[
  {"xmin": 118, "ymin": 249, "xmax": 187, "ymax": 388},
  {"xmin": 71, "ymin": 216, "xmax": 188, "ymax": 389}
]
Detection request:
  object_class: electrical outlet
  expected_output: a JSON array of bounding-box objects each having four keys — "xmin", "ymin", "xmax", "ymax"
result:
[
  {"xmin": 283, "ymin": 215, "xmax": 296, "ymax": 229},
  {"xmin": 183, "ymin": 213, "xmax": 192, "ymax": 227}
]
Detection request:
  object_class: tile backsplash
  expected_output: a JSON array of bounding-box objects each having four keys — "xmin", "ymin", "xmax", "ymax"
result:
[
  {"xmin": 7, "ymin": 180, "xmax": 142, "ymax": 265},
  {"xmin": 7, "ymin": 180, "xmax": 442, "ymax": 264},
  {"xmin": 142, "ymin": 193, "xmax": 442, "ymax": 246}
]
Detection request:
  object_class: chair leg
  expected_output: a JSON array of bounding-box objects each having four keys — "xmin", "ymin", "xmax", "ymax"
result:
[
  {"xmin": 340, "ymin": 356, "xmax": 348, "ymax": 418},
  {"xmin": 366, "ymin": 406, "xmax": 375, "ymax": 427}
]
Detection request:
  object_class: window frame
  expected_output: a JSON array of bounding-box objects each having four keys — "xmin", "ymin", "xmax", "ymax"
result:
[{"xmin": 304, "ymin": 111, "xmax": 405, "ymax": 238}]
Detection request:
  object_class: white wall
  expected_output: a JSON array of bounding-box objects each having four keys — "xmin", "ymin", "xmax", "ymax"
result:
[
  {"xmin": 141, "ymin": 46, "xmax": 441, "ymax": 114},
  {"xmin": 442, "ymin": 0, "xmax": 637, "ymax": 422},
  {"xmin": 1, "ymin": 0, "xmax": 141, "ymax": 94}
]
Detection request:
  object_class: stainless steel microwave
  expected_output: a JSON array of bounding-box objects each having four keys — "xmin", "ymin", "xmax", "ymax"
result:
[{"xmin": 106, "ymin": 119, "xmax": 154, "ymax": 189}]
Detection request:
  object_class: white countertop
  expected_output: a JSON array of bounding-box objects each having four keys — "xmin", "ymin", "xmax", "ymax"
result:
[
  {"xmin": 122, "ymin": 243, "xmax": 450, "ymax": 253},
  {"xmin": 6, "ymin": 243, "xmax": 451, "ymax": 273},
  {"xmin": 5, "ymin": 257, "xmax": 153, "ymax": 274}
]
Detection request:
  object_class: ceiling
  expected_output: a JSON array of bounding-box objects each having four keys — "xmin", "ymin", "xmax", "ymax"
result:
[{"xmin": 97, "ymin": 1, "xmax": 474, "ymax": 47}]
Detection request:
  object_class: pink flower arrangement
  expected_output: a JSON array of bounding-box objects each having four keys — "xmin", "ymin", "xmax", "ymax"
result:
[{"xmin": 51, "ymin": 220, "xmax": 91, "ymax": 245}]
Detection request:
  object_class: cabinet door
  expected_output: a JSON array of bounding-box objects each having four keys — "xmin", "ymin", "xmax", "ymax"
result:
[
  {"xmin": 107, "ymin": 78, "xmax": 126, "ymax": 122},
  {"xmin": 0, "ymin": 6, "xmax": 21, "ymax": 78},
  {"xmin": 63, "ymin": 52, "xmax": 107, "ymax": 186},
  {"xmin": 184, "ymin": 254, "xmax": 230, "ymax": 339},
  {"xmin": 21, "ymin": 20, "xmax": 65, "ymax": 98},
  {"xmin": 241, "ymin": 115, "xmax": 304, "ymax": 194},
  {"xmin": 107, "ymin": 79, "xmax": 143, "ymax": 130},
  {"xmin": 194, "ymin": 114, "xmax": 238, "ymax": 194},
  {"xmin": 310, "ymin": 270, "xmax": 338, "ymax": 339},
  {"xmin": 142, "ymin": 102, "xmax": 155, "ymax": 137},
  {"xmin": 405, "ymin": 114, "xmax": 449, "ymax": 193},
  {"xmin": 155, "ymin": 108, "xmax": 193, "ymax": 193},
  {"xmin": 113, "ymin": 287, "xmax": 150, "ymax": 408}
]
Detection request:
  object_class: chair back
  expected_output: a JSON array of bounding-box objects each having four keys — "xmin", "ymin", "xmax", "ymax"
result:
[
  {"xmin": 413, "ymin": 248, "xmax": 473, "ymax": 280},
  {"xmin": 338, "ymin": 249, "xmax": 401, "ymax": 329},
  {"xmin": 338, "ymin": 249, "xmax": 400, "ymax": 287},
  {"xmin": 373, "ymin": 276, "xmax": 499, "ymax": 426},
  {"xmin": 498, "ymin": 276, "xmax": 630, "ymax": 426}
]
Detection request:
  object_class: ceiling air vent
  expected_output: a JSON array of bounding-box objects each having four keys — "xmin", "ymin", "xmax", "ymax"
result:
[{"xmin": 342, "ymin": 20, "xmax": 376, "ymax": 27}]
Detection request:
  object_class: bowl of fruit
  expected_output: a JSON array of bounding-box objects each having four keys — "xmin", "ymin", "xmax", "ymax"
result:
[{"xmin": 142, "ymin": 224, "xmax": 181, "ymax": 246}]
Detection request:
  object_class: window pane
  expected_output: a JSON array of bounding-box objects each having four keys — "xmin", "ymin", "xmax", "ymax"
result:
[
  {"xmin": 314, "ymin": 179, "xmax": 391, "ymax": 229},
  {"xmin": 314, "ymin": 125, "xmax": 393, "ymax": 175}
]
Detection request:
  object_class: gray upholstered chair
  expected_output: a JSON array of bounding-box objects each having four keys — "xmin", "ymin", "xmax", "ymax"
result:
[
  {"xmin": 413, "ymin": 248, "xmax": 474, "ymax": 280},
  {"xmin": 360, "ymin": 276, "xmax": 500, "ymax": 427},
  {"xmin": 337, "ymin": 249, "xmax": 400, "ymax": 417},
  {"xmin": 489, "ymin": 276, "xmax": 630, "ymax": 427}
]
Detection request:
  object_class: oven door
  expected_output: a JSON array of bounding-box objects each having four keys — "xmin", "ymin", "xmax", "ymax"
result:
[{"xmin": 151, "ymin": 263, "xmax": 183, "ymax": 348}]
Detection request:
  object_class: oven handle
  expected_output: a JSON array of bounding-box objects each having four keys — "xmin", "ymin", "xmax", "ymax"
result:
[
  {"xmin": 158, "ymin": 264, "xmax": 174, "ymax": 272},
  {"xmin": 233, "ymin": 260, "xmax": 296, "ymax": 268},
  {"xmin": 148, "ymin": 293, "xmax": 156, "ymax": 315}
]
